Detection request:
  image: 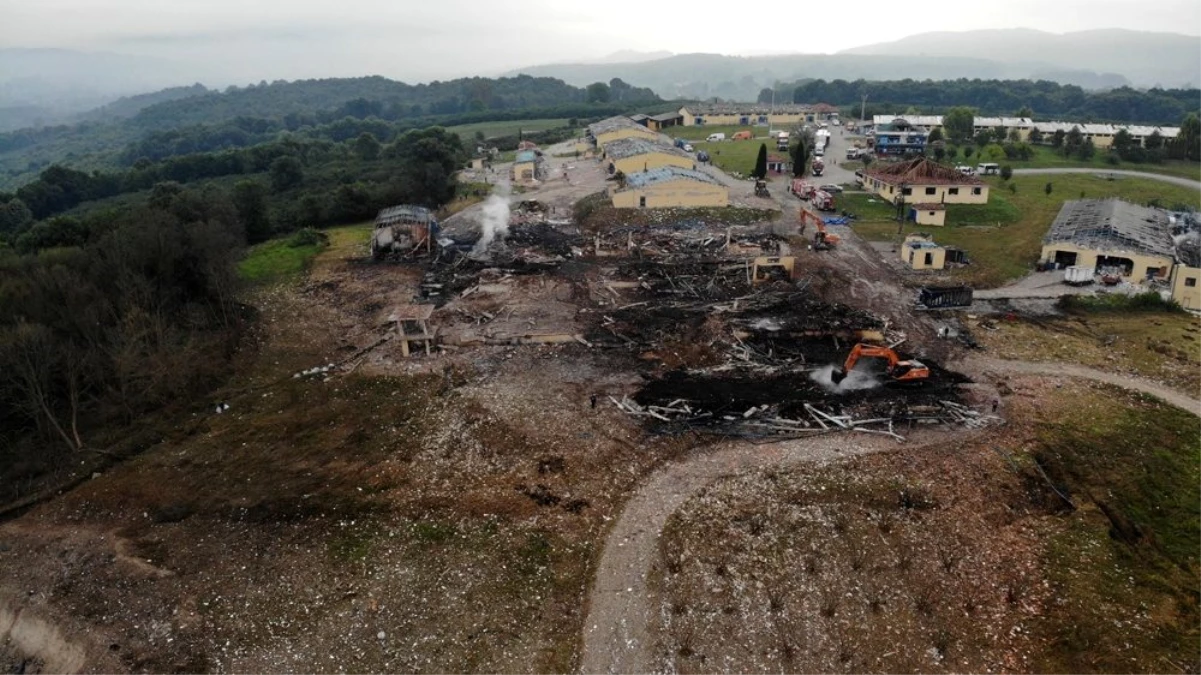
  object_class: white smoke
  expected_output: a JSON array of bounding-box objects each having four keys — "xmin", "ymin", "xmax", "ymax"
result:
[
  {"xmin": 471, "ymin": 185, "xmax": 511, "ymax": 256},
  {"xmin": 809, "ymin": 364, "xmax": 882, "ymax": 394}
]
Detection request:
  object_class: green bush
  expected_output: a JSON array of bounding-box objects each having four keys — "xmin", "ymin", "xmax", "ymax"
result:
[
  {"xmin": 1059, "ymin": 291, "xmax": 1183, "ymax": 314},
  {"xmin": 288, "ymin": 227, "xmax": 329, "ymax": 248}
]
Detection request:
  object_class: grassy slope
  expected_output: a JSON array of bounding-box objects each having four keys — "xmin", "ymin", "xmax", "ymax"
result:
[
  {"xmin": 848, "ymin": 174, "xmax": 1201, "ymax": 288},
  {"xmin": 1030, "ymin": 387, "xmax": 1199, "ymax": 673},
  {"xmin": 1004, "ymin": 145, "xmax": 1201, "ymax": 181}
]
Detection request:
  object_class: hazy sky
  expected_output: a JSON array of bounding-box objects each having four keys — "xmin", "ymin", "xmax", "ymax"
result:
[{"xmin": 3, "ymin": 0, "xmax": 1200, "ymax": 84}]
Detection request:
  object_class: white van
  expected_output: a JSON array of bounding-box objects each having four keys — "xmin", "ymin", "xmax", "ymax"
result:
[
  {"xmin": 706, "ymin": 132, "xmax": 726, "ymax": 142},
  {"xmin": 976, "ymin": 163, "xmax": 1000, "ymax": 175}
]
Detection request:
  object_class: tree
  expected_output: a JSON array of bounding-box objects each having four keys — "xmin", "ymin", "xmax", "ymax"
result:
[
  {"xmin": 0, "ymin": 197, "xmax": 33, "ymax": 234},
  {"xmin": 1045, "ymin": 182, "xmax": 1053, "ymax": 196},
  {"xmin": 927, "ymin": 127, "xmax": 943, "ymax": 144},
  {"xmin": 1075, "ymin": 138, "xmax": 1096, "ymax": 161},
  {"xmin": 981, "ymin": 144, "xmax": 1006, "ymax": 162},
  {"xmin": 1028, "ymin": 127, "xmax": 1043, "ymax": 144},
  {"xmin": 1050, "ymin": 129, "xmax": 1066, "ymax": 148},
  {"xmin": 269, "ymin": 156, "xmax": 304, "ymax": 191},
  {"xmin": 1112, "ymin": 128, "xmax": 1134, "ymax": 155},
  {"xmin": 963, "ymin": 146, "xmax": 975, "ymax": 159},
  {"xmin": 791, "ymin": 136, "xmax": 809, "ymax": 177},
  {"xmin": 933, "ymin": 146, "xmax": 946, "ymax": 162},
  {"xmin": 385, "ymin": 126, "xmax": 465, "ymax": 208},
  {"xmin": 942, "ymin": 107, "xmax": 975, "ymax": 144},
  {"xmin": 353, "ymin": 132, "xmax": 381, "ymax": 160},
  {"xmin": 1181, "ymin": 113, "xmax": 1200, "ymax": 161},
  {"xmin": 974, "ymin": 130, "xmax": 994, "ymax": 147},
  {"xmin": 757, "ymin": 88, "xmax": 775, "ymax": 104},
  {"xmin": 233, "ymin": 179, "xmax": 271, "ymax": 243},
  {"xmin": 1145, "ymin": 130, "xmax": 1164, "ymax": 150},
  {"xmin": 992, "ymin": 126, "xmax": 1008, "ymax": 143},
  {"xmin": 1016, "ymin": 105, "xmax": 1034, "ymax": 118},
  {"xmin": 586, "ymin": 82, "xmax": 611, "ymax": 103},
  {"xmin": 946, "ymin": 146, "xmax": 959, "ymax": 161},
  {"xmin": 1000, "ymin": 165, "xmax": 1013, "ymax": 181},
  {"xmin": 752, "ymin": 143, "xmax": 768, "ymax": 179},
  {"xmin": 1008, "ymin": 128, "xmax": 1022, "ymax": 143}
]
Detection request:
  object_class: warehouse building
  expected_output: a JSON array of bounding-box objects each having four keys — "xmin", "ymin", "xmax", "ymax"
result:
[
  {"xmin": 610, "ymin": 166, "xmax": 729, "ymax": 209},
  {"xmin": 587, "ymin": 116, "xmax": 660, "ymax": 146},
  {"xmin": 1040, "ymin": 199, "xmax": 1176, "ymax": 281},
  {"xmin": 601, "ymin": 137, "xmax": 694, "ymax": 175}
]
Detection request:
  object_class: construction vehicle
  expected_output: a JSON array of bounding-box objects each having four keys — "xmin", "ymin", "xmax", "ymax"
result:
[
  {"xmin": 799, "ymin": 209, "xmax": 839, "ymax": 250},
  {"xmin": 831, "ymin": 343, "xmax": 930, "ymax": 385},
  {"xmin": 754, "ymin": 179, "xmax": 770, "ymax": 197},
  {"xmin": 811, "ymin": 157, "xmax": 824, "ymax": 177},
  {"xmin": 371, "ymin": 205, "xmax": 439, "ymax": 260}
]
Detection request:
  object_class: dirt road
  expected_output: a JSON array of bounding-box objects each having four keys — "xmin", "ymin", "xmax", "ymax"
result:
[{"xmin": 578, "ymin": 354, "xmax": 1198, "ymax": 673}]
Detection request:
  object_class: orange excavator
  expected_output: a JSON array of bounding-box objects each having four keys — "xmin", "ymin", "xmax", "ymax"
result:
[
  {"xmin": 831, "ymin": 343, "xmax": 930, "ymax": 385},
  {"xmin": 799, "ymin": 208, "xmax": 839, "ymax": 250}
]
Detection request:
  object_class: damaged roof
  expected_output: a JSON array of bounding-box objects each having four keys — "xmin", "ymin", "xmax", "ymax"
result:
[
  {"xmin": 622, "ymin": 166, "xmax": 721, "ymax": 189},
  {"xmin": 514, "ymin": 150, "xmax": 539, "ymax": 164},
  {"xmin": 603, "ymin": 136, "xmax": 690, "ymax": 160},
  {"xmin": 863, "ymin": 157, "xmax": 984, "ymax": 186},
  {"xmin": 1044, "ymin": 199, "xmax": 1175, "ymax": 259},
  {"xmin": 588, "ymin": 115, "xmax": 652, "ymax": 136}
]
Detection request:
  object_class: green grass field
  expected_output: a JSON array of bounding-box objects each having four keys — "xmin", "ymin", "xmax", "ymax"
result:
[
  {"xmin": 446, "ymin": 118, "xmax": 573, "ymax": 141},
  {"xmin": 666, "ymin": 125, "xmax": 778, "ymax": 142},
  {"xmin": 692, "ymin": 139, "xmax": 787, "ymax": 177},
  {"xmin": 848, "ymin": 174, "xmax": 1201, "ymax": 288}
]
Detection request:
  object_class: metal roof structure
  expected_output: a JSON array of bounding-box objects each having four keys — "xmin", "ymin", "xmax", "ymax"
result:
[
  {"xmin": 622, "ymin": 166, "xmax": 722, "ymax": 189},
  {"xmin": 649, "ymin": 112, "xmax": 683, "ymax": 122},
  {"xmin": 514, "ymin": 150, "xmax": 539, "ymax": 163},
  {"xmin": 588, "ymin": 115, "xmax": 652, "ymax": 137},
  {"xmin": 1044, "ymin": 199, "xmax": 1175, "ymax": 259},
  {"xmin": 602, "ymin": 136, "xmax": 689, "ymax": 160},
  {"xmin": 682, "ymin": 103, "xmax": 814, "ymax": 115},
  {"xmin": 376, "ymin": 205, "xmax": 435, "ymax": 226},
  {"xmin": 864, "ymin": 157, "xmax": 985, "ymax": 186}
]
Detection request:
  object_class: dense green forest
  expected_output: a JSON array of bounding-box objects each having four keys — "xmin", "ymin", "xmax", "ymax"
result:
[
  {"xmin": 767, "ymin": 79, "xmax": 1199, "ymax": 125},
  {"xmin": 0, "ymin": 75, "xmax": 662, "ymax": 190}
]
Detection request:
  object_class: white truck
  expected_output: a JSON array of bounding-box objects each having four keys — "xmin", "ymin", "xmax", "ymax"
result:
[
  {"xmin": 1063, "ymin": 266, "xmax": 1093, "ymax": 285},
  {"xmin": 776, "ymin": 131, "xmax": 790, "ymax": 151}
]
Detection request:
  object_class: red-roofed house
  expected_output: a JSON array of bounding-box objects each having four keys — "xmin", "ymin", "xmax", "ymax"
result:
[{"xmin": 862, "ymin": 157, "xmax": 989, "ymax": 205}]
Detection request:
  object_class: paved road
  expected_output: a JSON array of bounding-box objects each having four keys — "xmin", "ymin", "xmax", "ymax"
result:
[
  {"xmin": 578, "ymin": 356, "xmax": 1199, "ymax": 673},
  {"xmin": 1012, "ymin": 167, "xmax": 1201, "ymax": 190}
]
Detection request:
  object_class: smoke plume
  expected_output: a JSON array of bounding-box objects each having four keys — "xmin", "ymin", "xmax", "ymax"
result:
[
  {"xmin": 809, "ymin": 364, "xmax": 882, "ymax": 394},
  {"xmin": 471, "ymin": 184, "xmax": 511, "ymax": 256}
]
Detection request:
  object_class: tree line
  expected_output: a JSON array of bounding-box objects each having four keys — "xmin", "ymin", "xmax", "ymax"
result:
[{"xmin": 778, "ymin": 78, "xmax": 1199, "ymax": 126}]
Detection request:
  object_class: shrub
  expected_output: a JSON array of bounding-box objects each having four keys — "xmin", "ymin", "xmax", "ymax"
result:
[{"xmin": 288, "ymin": 227, "xmax": 329, "ymax": 248}]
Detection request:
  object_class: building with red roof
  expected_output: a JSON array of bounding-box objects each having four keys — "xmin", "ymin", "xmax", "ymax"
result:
[{"xmin": 861, "ymin": 157, "xmax": 989, "ymax": 205}]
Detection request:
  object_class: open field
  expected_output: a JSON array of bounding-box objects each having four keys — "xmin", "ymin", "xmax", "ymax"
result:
[
  {"xmin": 999, "ymin": 145, "xmax": 1201, "ymax": 180},
  {"xmin": 445, "ymin": 118, "xmax": 572, "ymax": 141},
  {"xmin": 847, "ymin": 174, "xmax": 1201, "ymax": 288},
  {"xmin": 692, "ymin": 139, "xmax": 786, "ymax": 177}
]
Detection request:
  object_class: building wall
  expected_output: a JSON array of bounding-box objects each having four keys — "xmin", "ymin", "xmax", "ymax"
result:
[
  {"xmin": 510, "ymin": 160, "xmax": 537, "ymax": 182},
  {"xmin": 864, "ymin": 178, "xmax": 989, "ymax": 204},
  {"xmin": 595, "ymin": 126, "xmax": 659, "ymax": 146},
  {"xmin": 914, "ymin": 209, "xmax": 946, "ymax": 226},
  {"xmin": 1169, "ymin": 263, "xmax": 1201, "ymax": 309},
  {"xmin": 611, "ymin": 180, "xmax": 729, "ymax": 209},
  {"xmin": 610, "ymin": 152, "xmax": 693, "ymax": 176},
  {"xmin": 901, "ymin": 242, "xmax": 946, "ymax": 270},
  {"xmin": 679, "ymin": 107, "xmax": 808, "ymax": 127},
  {"xmin": 1039, "ymin": 242, "xmax": 1173, "ymax": 280}
]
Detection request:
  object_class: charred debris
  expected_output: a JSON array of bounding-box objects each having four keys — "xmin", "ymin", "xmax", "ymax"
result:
[{"xmin": 373, "ymin": 200, "xmax": 995, "ymax": 442}]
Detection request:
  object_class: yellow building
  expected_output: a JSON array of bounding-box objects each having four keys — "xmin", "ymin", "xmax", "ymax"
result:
[
  {"xmin": 910, "ymin": 203, "xmax": 947, "ymax": 226},
  {"xmin": 678, "ymin": 104, "xmax": 816, "ymax": 128},
  {"xmin": 862, "ymin": 157, "xmax": 989, "ymax": 205},
  {"xmin": 1169, "ymin": 242, "xmax": 1200, "ymax": 309},
  {"xmin": 610, "ymin": 166, "xmax": 729, "ymax": 208},
  {"xmin": 509, "ymin": 149, "xmax": 544, "ymax": 183},
  {"xmin": 900, "ymin": 234, "xmax": 947, "ymax": 270},
  {"xmin": 601, "ymin": 137, "xmax": 694, "ymax": 175},
  {"xmin": 587, "ymin": 116, "xmax": 660, "ymax": 146},
  {"xmin": 1040, "ymin": 200, "xmax": 1176, "ymax": 281}
]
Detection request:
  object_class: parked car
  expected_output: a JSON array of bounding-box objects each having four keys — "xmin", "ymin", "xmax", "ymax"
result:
[
  {"xmin": 819, "ymin": 184, "xmax": 844, "ymax": 193},
  {"xmin": 683, "ymin": 143, "xmax": 694, "ymax": 152},
  {"xmin": 696, "ymin": 150, "xmax": 710, "ymax": 163},
  {"xmin": 706, "ymin": 133, "xmax": 726, "ymax": 142}
]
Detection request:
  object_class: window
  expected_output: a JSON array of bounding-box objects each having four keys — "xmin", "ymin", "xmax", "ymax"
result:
[
  {"xmin": 929, "ymin": 211, "xmax": 937, "ymax": 217},
  {"xmin": 925, "ymin": 187, "xmax": 936, "ymax": 195},
  {"xmin": 1187, "ymin": 277, "xmax": 1198, "ymax": 287},
  {"xmin": 972, "ymin": 187, "xmax": 982, "ymax": 195},
  {"xmin": 639, "ymin": 196, "xmax": 646, "ymax": 208},
  {"xmin": 889, "ymin": 186, "xmax": 895, "ymax": 194},
  {"xmin": 948, "ymin": 188, "xmax": 959, "ymax": 195},
  {"xmin": 924, "ymin": 252, "xmax": 934, "ymax": 265},
  {"xmin": 902, "ymin": 187, "xmax": 912, "ymax": 196}
]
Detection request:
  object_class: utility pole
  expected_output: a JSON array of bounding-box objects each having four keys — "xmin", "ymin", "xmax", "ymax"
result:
[{"xmin": 860, "ymin": 92, "xmax": 869, "ymax": 125}]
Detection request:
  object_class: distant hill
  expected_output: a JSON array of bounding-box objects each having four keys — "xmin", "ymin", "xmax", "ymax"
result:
[
  {"xmin": 839, "ymin": 29, "xmax": 1200, "ymax": 89},
  {"xmin": 75, "ymin": 84, "xmax": 214, "ymax": 124},
  {"xmin": 506, "ymin": 52, "xmax": 1125, "ymax": 101}
]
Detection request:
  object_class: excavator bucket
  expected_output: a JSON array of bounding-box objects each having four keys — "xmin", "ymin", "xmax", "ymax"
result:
[{"xmin": 830, "ymin": 367, "xmax": 848, "ymax": 384}]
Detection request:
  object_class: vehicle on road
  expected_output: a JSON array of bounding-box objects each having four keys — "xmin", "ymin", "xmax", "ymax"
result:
[
  {"xmin": 976, "ymin": 162, "xmax": 1000, "ymax": 175},
  {"xmin": 846, "ymin": 147, "xmax": 860, "ymax": 159},
  {"xmin": 706, "ymin": 133, "xmax": 726, "ymax": 142},
  {"xmin": 732, "ymin": 130, "xmax": 753, "ymax": 141},
  {"xmin": 683, "ymin": 143, "xmax": 693, "ymax": 152},
  {"xmin": 955, "ymin": 165, "xmax": 975, "ymax": 175},
  {"xmin": 696, "ymin": 150, "xmax": 710, "ymax": 163},
  {"xmin": 811, "ymin": 157, "xmax": 825, "ymax": 176},
  {"xmin": 818, "ymin": 184, "xmax": 844, "ymax": 193}
]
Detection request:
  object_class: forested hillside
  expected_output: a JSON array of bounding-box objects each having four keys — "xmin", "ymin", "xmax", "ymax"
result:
[
  {"xmin": 774, "ymin": 79, "xmax": 1200, "ymax": 125},
  {"xmin": 0, "ymin": 75, "xmax": 661, "ymax": 191}
]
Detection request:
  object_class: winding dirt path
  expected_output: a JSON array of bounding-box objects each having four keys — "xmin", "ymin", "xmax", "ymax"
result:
[{"xmin": 578, "ymin": 357, "xmax": 1199, "ymax": 673}]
